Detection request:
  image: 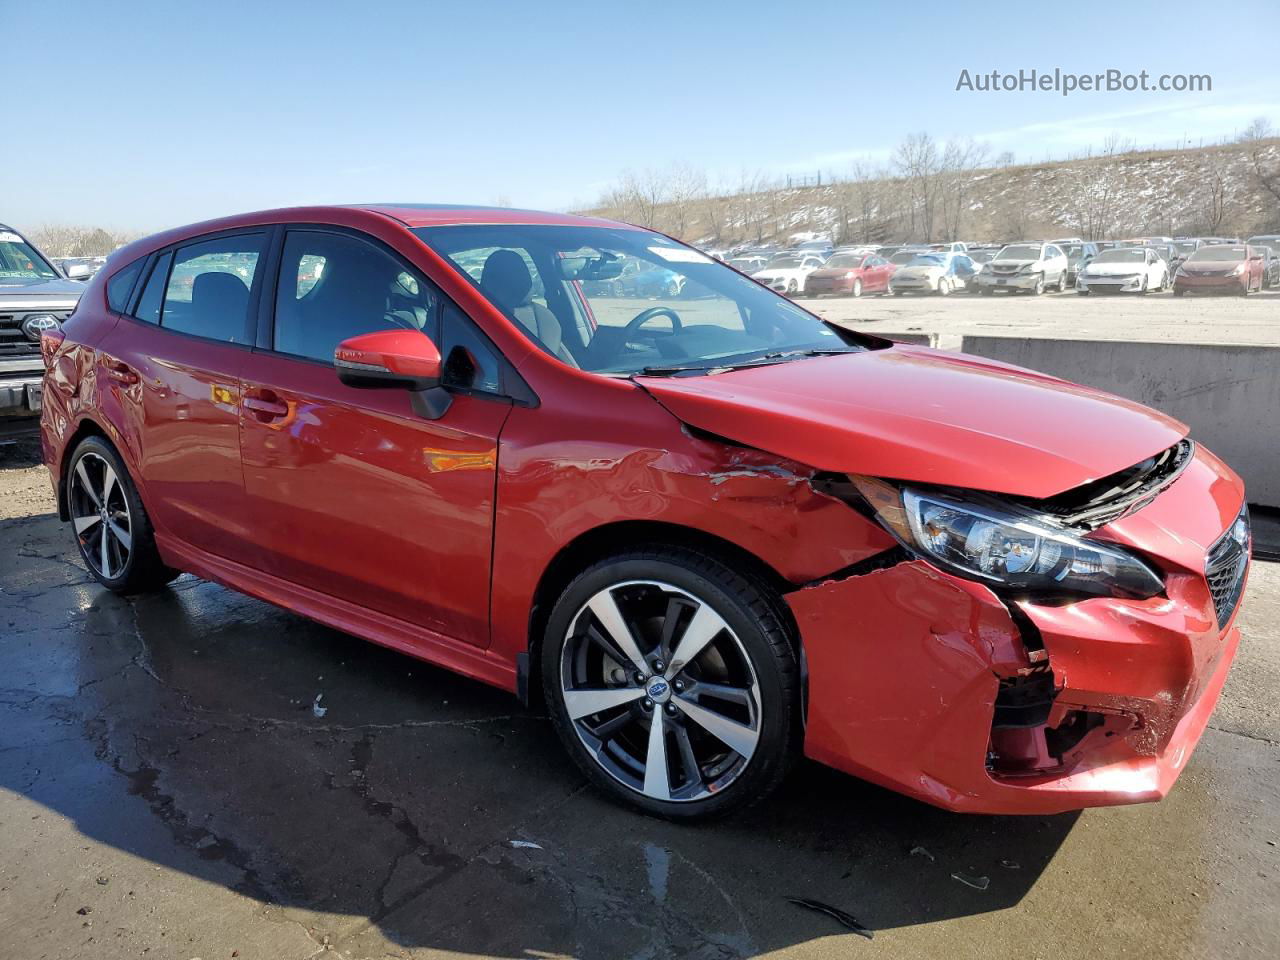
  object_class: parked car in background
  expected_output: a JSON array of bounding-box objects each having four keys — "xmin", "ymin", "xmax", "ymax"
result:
[
  {"xmin": 727, "ymin": 254, "xmax": 770, "ymax": 275},
  {"xmin": 975, "ymin": 242, "xmax": 1070, "ymax": 295},
  {"xmin": 620, "ymin": 264, "xmax": 686, "ymax": 298},
  {"xmin": 966, "ymin": 245, "xmax": 1001, "ymax": 265},
  {"xmin": 0, "ymin": 223, "xmax": 87, "ymax": 440},
  {"xmin": 888, "ymin": 251, "xmax": 979, "ymax": 295},
  {"xmin": 42, "ymin": 202, "xmax": 1250, "ymax": 819},
  {"xmin": 1248, "ymin": 241, "xmax": 1280, "ymax": 287},
  {"xmin": 1061, "ymin": 242, "xmax": 1099, "ymax": 285},
  {"xmin": 803, "ymin": 252, "xmax": 895, "ymax": 297},
  {"xmin": 1146, "ymin": 242, "xmax": 1186, "ymax": 278},
  {"xmin": 1077, "ymin": 246, "xmax": 1169, "ymax": 294},
  {"xmin": 1246, "ymin": 233, "xmax": 1280, "ymax": 251},
  {"xmin": 751, "ymin": 254, "xmax": 825, "ymax": 295},
  {"xmin": 1173, "ymin": 244, "xmax": 1265, "ymax": 296}
]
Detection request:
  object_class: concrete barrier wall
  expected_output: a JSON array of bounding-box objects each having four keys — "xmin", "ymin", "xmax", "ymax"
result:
[{"xmin": 955, "ymin": 337, "xmax": 1280, "ymax": 507}]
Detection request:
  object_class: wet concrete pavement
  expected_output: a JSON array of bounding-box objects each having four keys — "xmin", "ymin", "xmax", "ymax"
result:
[{"xmin": 2, "ymin": 437, "xmax": 1278, "ymax": 960}]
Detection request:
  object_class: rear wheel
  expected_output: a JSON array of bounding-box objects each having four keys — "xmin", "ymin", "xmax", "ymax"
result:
[
  {"xmin": 66, "ymin": 436, "xmax": 178, "ymax": 593},
  {"xmin": 542, "ymin": 546, "xmax": 800, "ymax": 820}
]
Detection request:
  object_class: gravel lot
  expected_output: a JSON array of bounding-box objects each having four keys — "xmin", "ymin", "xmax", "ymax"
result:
[
  {"xmin": 801, "ymin": 286, "xmax": 1280, "ymax": 346},
  {"xmin": 2, "ymin": 346, "xmax": 1278, "ymax": 959}
]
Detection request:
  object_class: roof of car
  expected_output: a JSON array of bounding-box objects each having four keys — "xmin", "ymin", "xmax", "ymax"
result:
[{"xmin": 352, "ymin": 203, "xmax": 629, "ymax": 229}]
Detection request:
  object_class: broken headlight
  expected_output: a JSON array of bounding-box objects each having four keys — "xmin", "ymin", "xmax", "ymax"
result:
[{"xmin": 851, "ymin": 477, "xmax": 1164, "ymax": 600}]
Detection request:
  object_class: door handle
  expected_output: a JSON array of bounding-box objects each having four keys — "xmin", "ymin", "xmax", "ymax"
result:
[
  {"xmin": 103, "ymin": 358, "xmax": 139, "ymax": 385},
  {"xmin": 243, "ymin": 389, "xmax": 290, "ymax": 421}
]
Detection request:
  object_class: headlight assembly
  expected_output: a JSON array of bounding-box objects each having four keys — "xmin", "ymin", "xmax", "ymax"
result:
[{"xmin": 850, "ymin": 477, "xmax": 1164, "ymax": 600}]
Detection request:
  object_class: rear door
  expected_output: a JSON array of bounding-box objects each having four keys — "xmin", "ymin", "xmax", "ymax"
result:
[
  {"xmin": 237, "ymin": 227, "xmax": 513, "ymax": 648},
  {"xmin": 101, "ymin": 231, "xmax": 265, "ymax": 564}
]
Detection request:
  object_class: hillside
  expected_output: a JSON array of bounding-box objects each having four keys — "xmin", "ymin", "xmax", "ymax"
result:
[{"xmin": 588, "ymin": 139, "xmax": 1280, "ymax": 246}]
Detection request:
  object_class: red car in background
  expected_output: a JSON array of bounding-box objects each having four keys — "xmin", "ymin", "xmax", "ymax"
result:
[
  {"xmin": 1173, "ymin": 244, "xmax": 1266, "ymax": 296},
  {"xmin": 40, "ymin": 204, "xmax": 1249, "ymax": 820},
  {"xmin": 803, "ymin": 252, "xmax": 894, "ymax": 297}
]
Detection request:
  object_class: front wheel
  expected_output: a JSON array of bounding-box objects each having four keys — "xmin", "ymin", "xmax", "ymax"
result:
[
  {"xmin": 1057, "ymin": 271, "xmax": 1067, "ymax": 292},
  {"xmin": 1032, "ymin": 274, "xmax": 1045, "ymax": 295},
  {"xmin": 937, "ymin": 277, "xmax": 951, "ymax": 296},
  {"xmin": 542, "ymin": 547, "xmax": 800, "ymax": 820},
  {"xmin": 66, "ymin": 436, "xmax": 179, "ymax": 593},
  {"xmin": 851, "ymin": 278, "xmax": 862, "ymax": 298}
]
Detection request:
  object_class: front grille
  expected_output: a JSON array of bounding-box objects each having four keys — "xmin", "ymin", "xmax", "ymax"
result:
[
  {"xmin": 0, "ymin": 312, "xmax": 62, "ymax": 357},
  {"xmin": 1205, "ymin": 505, "xmax": 1250, "ymax": 628}
]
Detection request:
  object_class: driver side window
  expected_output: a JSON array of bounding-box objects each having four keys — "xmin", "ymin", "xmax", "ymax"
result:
[{"xmin": 273, "ymin": 230, "xmax": 437, "ymax": 363}]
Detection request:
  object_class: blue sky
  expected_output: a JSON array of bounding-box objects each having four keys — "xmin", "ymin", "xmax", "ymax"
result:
[{"xmin": 9, "ymin": 0, "xmax": 1278, "ymax": 232}]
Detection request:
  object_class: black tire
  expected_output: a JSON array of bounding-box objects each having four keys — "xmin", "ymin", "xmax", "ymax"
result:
[
  {"xmin": 66, "ymin": 436, "xmax": 179, "ymax": 594},
  {"xmin": 1057, "ymin": 271, "xmax": 1067, "ymax": 292},
  {"xmin": 1031, "ymin": 274, "xmax": 1044, "ymax": 295},
  {"xmin": 541, "ymin": 545, "xmax": 801, "ymax": 820},
  {"xmin": 1174, "ymin": 288, "xmax": 1185, "ymax": 297}
]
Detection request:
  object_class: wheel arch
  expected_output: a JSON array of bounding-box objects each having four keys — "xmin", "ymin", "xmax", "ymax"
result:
[
  {"xmin": 519, "ymin": 519, "xmax": 800, "ymax": 709},
  {"xmin": 56, "ymin": 417, "xmax": 115, "ymax": 521}
]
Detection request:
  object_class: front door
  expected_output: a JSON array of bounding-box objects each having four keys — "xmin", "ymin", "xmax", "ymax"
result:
[{"xmin": 238, "ymin": 228, "xmax": 511, "ymax": 648}]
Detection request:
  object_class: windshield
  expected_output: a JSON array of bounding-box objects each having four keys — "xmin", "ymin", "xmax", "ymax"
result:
[
  {"xmin": 906, "ymin": 254, "xmax": 944, "ymax": 266},
  {"xmin": 0, "ymin": 231, "xmax": 59, "ymax": 282},
  {"xmin": 996, "ymin": 244, "xmax": 1042, "ymax": 260},
  {"xmin": 824, "ymin": 254, "xmax": 865, "ymax": 268},
  {"xmin": 888, "ymin": 251, "xmax": 916, "ymax": 265},
  {"xmin": 1092, "ymin": 249, "xmax": 1146, "ymax": 264},
  {"xmin": 414, "ymin": 224, "xmax": 858, "ymax": 376},
  {"xmin": 1188, "ymin": 246, "xmax": 1247, "ymax": 262}
]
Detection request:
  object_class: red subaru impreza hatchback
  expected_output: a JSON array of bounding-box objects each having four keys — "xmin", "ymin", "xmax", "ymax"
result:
[{"xmin": 41, "ymin": 205, "xmax": 1249, "ymax": 819}]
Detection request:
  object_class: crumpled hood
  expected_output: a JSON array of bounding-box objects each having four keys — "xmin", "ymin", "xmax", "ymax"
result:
[
  {"xmin": 893, "ymin": 264, "xmax": 944, "ymax": 279},
  {"xmin": 752, "ymin": 267, "xmax": 808, "ymax": 281},
  {"xmin": 638, "ymin": 344, "xmax": 1187, "ymax": 499},
  {"xmin": 1082, "ymin": 261, "xmax": 1146, "ymax": 277}
]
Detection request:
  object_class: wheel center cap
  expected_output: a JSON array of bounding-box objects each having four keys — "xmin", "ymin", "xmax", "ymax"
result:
[{"xmin": 646, "ymin": 677, "xmax": 671, "ymax": 703}]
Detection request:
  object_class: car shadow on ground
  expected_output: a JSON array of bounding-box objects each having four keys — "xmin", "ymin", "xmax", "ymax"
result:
[{"xmin": 0, "ymin": 508, "xmax": 1079, "ymax": 957}]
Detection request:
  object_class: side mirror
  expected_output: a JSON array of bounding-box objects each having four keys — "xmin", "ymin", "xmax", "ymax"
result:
[
  {"xmin": 334, "ymin": 329, "xmax": 452, "ymax": 419},
  {"xmin": 66, "ymin": 263, "xmax": 91, "ymax": 280}
]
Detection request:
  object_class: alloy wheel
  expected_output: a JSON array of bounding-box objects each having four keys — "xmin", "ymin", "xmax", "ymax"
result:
[
  {"xmin": 559, "ymin": 580, "xmax": 762, "ymax": 803},
  {"xmin": 69, "ymin": 452, "xmax": 133, "ymax": 580}
]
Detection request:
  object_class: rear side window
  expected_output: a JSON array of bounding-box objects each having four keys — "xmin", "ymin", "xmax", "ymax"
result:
[
  {"xmin": 106, "ymin": 258, "xmax": 145, "ymax": 313},
  {"xmin": 273, "ymin": 230, "xmax": 437, "ymax": 363},
  {"xmin": 160, "ymin": 234, "xmax": 264, "ymax": 343},
  {"xmin": 133, "ymin": 252, "xmax": 172, "ymax": 324}
]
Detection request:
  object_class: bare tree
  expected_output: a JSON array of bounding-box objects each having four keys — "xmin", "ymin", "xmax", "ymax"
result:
[
  {"xmin": 27, "ymin": 224, "xmax": 138, "ymax": 258},
  {"xmin": 893, "ymin": 133, "xmax": 942, "ymax": 240},
  {"xmin": 1238, "ymin": 118, "xmax": 1280, "ymax": 223},
  {"xmin": 665, "ymin": 164, "xmax": 708, "ymax": 240},
  {"xmin": 939, "ymin": 139, "xmax": 989, "ymax": 239}
]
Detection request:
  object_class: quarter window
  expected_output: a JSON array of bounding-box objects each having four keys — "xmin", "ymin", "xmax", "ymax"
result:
[
  {"xmin": 161, "ymin": 235, "xmax": 264, "ymax": 342},
  {"xmin": 132, "ymin": 252, "xmax": 172, "ymax": 325},
  {"xmin": 106, "ymin": 258, "xmax": 145, "ymax": 313},
  {"xmin": 273, "ymin": 231, "xmax": 437, "ymax": 363}
]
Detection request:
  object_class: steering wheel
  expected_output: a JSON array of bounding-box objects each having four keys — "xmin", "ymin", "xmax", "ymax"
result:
[{"xmin": 623, "ymin": 306, "xmax": 683, "ymax": 338}]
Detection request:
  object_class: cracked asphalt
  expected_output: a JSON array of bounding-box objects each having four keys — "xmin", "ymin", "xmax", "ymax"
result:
[{"xmin": 1, "ymin": 436, "xmax": 1277, "ymax": 960}]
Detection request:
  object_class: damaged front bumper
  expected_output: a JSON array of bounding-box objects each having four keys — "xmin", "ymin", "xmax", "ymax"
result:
[{"xmin": 790, "ymin": 445, "xmax": 1248, "ymax": 815}]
